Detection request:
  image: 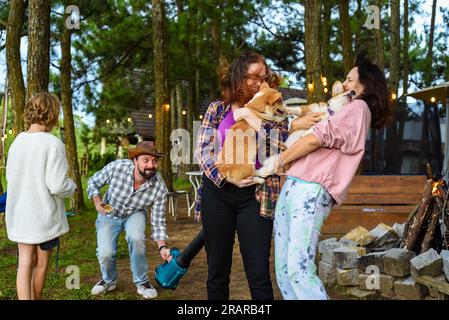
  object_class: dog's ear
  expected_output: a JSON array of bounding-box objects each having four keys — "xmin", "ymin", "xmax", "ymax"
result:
[
  {"xmin": 331, "ymin": 81, "xmax": 344, "ymax": 97},
  {"xmin": 259, "ymin": 82, "xmax": 270, "ymax": 90},
  {"xmin": 267, "ymin": 91, "xmax": 282, "ymax": 105}
]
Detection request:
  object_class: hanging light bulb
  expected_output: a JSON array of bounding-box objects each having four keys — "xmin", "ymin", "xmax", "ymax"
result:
[
  {"xmin": 148, "ymin": 114, "xmax": 153, "ymax": 119},
  {"xmin": 321, "ymin": 76, "xmax": 327, "ymax": 87},
  {"xmin": 127, "ymin": 117, "xmax": 132, "ymax": 122},
  {"xmin": 106, "ymin": 119, "xmax": 110, "ymax": 124},
  {"xmin": 8, "ymin": 129, "xmax": 12, "ymax": 134},
  {"xmin": 324, "ymin": 87, "xmax": 328, "ymax": 93},
  {"xmin": 199, "ymin": 115, "xmax": 203, "ymax": 120},
  {"xmin": 391, "ymin": 93, "xmax": 397, "ymax": 100},
  {"xmin": 182, "ymin": 110, "xmax": 187, "ymax": 116},
  {"xmin": 430, "ymin": 97, "xmax": 436, "ymax": 103},
  {"xmin": 163, "ymin": 103, "xmax": 170, "ymax": 112},
  {"xmin": 307, "ymin": 80, "xmax": 314, "ymax": 91}
]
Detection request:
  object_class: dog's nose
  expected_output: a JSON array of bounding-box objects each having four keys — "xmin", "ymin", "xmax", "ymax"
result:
[{"xmin": 350, "ymin": 90, "xmax": 356, "ymax": 96}]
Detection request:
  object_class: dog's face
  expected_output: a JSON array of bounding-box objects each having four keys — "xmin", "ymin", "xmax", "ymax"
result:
[
  {"xmin": 327, "ymin": 81, "xmax": 355, "ymax": 114},
  {"xmin": 243, "ymin": 82, "xmax": 286, "ymax": 122}
]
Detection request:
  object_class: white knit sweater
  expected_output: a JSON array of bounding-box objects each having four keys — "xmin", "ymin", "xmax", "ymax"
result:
[{"xmin": 5, "ymin": 132, "xmax": 76, "ymax": 244}]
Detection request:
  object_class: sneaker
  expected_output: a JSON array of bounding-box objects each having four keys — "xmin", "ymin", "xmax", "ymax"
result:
[
  {"xmin": 91, "ymin": 279, "xmax": 117, "ymax": 295},
  {"xmin": 136, "ymin": 282, "xmax": 158, "ymax": 299}
]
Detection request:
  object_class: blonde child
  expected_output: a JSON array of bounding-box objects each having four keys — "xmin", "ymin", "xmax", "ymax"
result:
[{"xmin": 5, "ymin": 92, "xmax": 76, "ymax": 300}]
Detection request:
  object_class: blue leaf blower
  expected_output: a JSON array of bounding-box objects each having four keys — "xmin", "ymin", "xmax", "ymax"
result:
[{"xmin": 154, "ymin": 229, "xmax": 204, "ymax": 290}]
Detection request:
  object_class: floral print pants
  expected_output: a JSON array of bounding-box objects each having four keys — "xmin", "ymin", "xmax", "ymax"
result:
[{"xmin": 274, "ymin": 176, "xmax": 333, "ymax": 300}]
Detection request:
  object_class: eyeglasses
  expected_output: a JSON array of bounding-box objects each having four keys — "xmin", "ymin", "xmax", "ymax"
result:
[{"xmin": 245, "ymin": 73, "xmax": 270, "ymax": 82}]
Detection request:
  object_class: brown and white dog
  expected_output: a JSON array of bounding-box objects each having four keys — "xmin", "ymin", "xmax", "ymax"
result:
[
  {"xmin": 284, "ymin": 81, "xmax": 355, "ymax": 148},
  {"xmin": 216, "ymin": 82, "xmax": 302, "ymax": 183},
  {"xmin": 216, "ymin": 81, "xmax": 355, "ymax": 183}
]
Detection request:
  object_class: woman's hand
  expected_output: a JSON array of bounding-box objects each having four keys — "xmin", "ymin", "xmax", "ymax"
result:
[
  {"xmin": 257, "ymin": 154, "xmax": 281, "ymax": 177},
  {"xmin": 233, "ymin": 107, "xmax": 262, "ymax": 131},
  {"xmin": 226, "ymin": 176, "xmax": 256, "ymax": 188},
  {"xmin": 291, "ymin": 112, "xmax": 325, "ymax": 131}
]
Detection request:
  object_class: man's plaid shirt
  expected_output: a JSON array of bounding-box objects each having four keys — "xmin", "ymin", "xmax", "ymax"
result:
[
  {"xmin": 194, "ymin": 100, "xmax": 288, "ymax": 220},
  {"xmin": 87, "ymin": 159, "xmax": 168, "ymax": 241}
]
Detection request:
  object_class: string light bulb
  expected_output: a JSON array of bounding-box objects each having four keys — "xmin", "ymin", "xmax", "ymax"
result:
[
  {"xmin": 182, "ymin": 110, "xmax": 187, "ymax": 116},
  {"xmin": 199, "ymin": 115, "xmax": 203, "ymax": 120},
  {"xmin": 127, "ymin": 117, "xmax": 132, "ymax": 122},
  {"xmin": 324, "ymin": 87, "xmax": 328, "ymax": 93},
  {"xmin": 106, "ymin": 119, "xmax": 110, "ymax": 124},
  {"xmin": 430, "ymin": 97, "xmax": 436, "ymax": 103},
  {"xmin": 307, "ymin": 81, "xmax": 314, "ymax": 91},
  {"xmin": 321, "ymin": 76, "xmax": 327, "ymax": 86},
  {"xmin": 391, "ymin": 93, "xmax": 397, "ymax": 100},
  {"xmin": 8, "ymin": 129, "xmax": 12, "ymax": 134},
  {"xmin": 148, "ymin": 114, "xmax": 153, "ymax": 119},
  {"xmin": 163, "ymin": 103, "xmax": 170, "ymax": 112}
]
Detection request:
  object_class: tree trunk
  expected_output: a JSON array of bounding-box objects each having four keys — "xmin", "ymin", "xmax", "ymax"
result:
[
  {"xmin": 27, "ymin": 0, "xmax": 51, "ymax": 100},
  {"xmin": 385, "ymin": 0, "xmax": 401, "ymax": 174},
  {"xmin": 186, "ymin": 81, "xmax": 193, "ymax": 171},
  {"xmin": 338, "ymin": 0, "xmax": 353, "ymax": 75},
  {"xmin": 170, "ymin": 88, "xmax": 176, "ymax": 133},
  {"xmin": 152, "ymin": 0, "xmax": 173, "ymax": 190},
  {"xmin": 61, "ymin": 5, "xmax": 85, "ymax": 211},
  {"xmin": 321, "ymin": 1, "xmax": 333, "ymax": 88},
  {"xmin": 176, "ymin": 82, "xmax": 183, "ymax": 130},
  {"xmin": 389, "ymin": 0, "xmax": 400, "ymax": 95},
  {"xmin": 6, "ymin": 0, "xmax": 26, "ymax": 135},
  {"xmin": 304, "ymin": 0, "xmax": 325, "ymax": 103},
  {"xmin": 354, "ymin": 0, "xmax": 363, "ymax": 51},
  {"xmin": 210, "ymin": 14, "xmax": 221, "ymax": 98},
  {"xmin": 402, "ymin": 0, "xmax": 409, "ymax": 95},
  {"xmin": 375, "ymin": 0, "xmax": 385, "ymax": 71},
  {"xmin": 424, "ymin": 0, "xmax": 437, "ymax": 87}
]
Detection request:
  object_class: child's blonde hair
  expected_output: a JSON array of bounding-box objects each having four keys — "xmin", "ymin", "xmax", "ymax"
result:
[{"xmin": 24, "ymin": 92, "xmax": 60, "ymax": 130}]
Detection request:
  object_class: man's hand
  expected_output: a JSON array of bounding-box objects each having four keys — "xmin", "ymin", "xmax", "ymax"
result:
[
  {"xmin": 93, "ymin": 196, "xmax": 108, "ymax": 215},
  {"xmin": 226, "ymin": 176, "xmax": 257, "ymax": 188},
  {"xmin": 233, "ymin": 107, "xmax": 262, "ymax": 131},
  {"xmin": 159, "ymin": 247, "xmax": 173, "ymax": 262}
]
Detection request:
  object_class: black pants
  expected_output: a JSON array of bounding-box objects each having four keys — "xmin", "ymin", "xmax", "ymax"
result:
[{"xmin": 201, "ymin": 177, "xmax": 274, "ymax": 300}]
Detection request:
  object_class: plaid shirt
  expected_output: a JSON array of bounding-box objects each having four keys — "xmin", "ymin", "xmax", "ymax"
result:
[
  {"xmin": 87, "ymin": 159, "xmax": 168, "ymax": 241},
  {"xmin": 194, "ymin": 100, "xmax": 288, "ymax": 220}
]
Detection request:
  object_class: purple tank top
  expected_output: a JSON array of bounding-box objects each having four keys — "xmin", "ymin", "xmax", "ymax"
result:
[{"xmin": 217, "ymin": 108, "xmax": 261, "ymax": 169}]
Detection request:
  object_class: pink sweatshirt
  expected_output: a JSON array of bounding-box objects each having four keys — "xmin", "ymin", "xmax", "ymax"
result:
[{"xmin": 286, "ymin": 99, "xmax": 371, "ymax": 206}]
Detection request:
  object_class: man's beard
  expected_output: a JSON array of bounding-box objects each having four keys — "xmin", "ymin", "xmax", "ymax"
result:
[{"xmin": 139, "ymin": 168, "xmax": 156, "ymax": 179}]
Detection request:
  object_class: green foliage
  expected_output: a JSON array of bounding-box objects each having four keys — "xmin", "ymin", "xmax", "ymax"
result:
[{"xmin": 87, "ymin": 152, "xmax": 116, "ymax": 177}]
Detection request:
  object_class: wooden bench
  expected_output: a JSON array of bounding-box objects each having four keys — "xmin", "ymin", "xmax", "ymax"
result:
[{"xmin": 321, "ymin": 175, "xmax": 427, "ymax": 235}]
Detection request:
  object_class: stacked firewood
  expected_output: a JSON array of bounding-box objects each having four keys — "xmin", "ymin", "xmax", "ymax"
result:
[{"xmin": 401, "ymin": 165, "xmax": 449, "ymax": 254}]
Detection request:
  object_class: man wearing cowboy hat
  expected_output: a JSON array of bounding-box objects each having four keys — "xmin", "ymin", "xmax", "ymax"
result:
[{"xmin": 87, "ymin": 140, "xmax": 171, "ymax": 299}]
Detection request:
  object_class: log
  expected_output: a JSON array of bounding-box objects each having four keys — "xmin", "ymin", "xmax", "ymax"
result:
[
  {"xmin": 420, "ymin": 205, "xmax": 440, "ymax": 253},
  {"xmin": 401, "ymin": 179, "xmax": 434, "ymax": 251}
]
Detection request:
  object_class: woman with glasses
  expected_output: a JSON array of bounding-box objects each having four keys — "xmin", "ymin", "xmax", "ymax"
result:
[{"xmin": 194, "ymin": 51, "xmax": 323, "ymax": 300}]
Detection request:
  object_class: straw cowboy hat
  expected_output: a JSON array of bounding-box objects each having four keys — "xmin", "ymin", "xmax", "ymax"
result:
[{"xmin": 128, "ymin": 141, "xmax": 167, "ymax": 159}]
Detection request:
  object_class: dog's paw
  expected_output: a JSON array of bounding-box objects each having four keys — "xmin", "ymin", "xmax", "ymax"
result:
[{"xmin": 253, "ymin": 177, "xmax": 266, "ymax": 184}]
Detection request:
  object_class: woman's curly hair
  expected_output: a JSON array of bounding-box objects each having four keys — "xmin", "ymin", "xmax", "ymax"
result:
[
  {"xmin": 355, "ymin": 50, "xmax": 394, "ymax": 129},
  {"xmin": 24, "ymin": 92, "xmax": 60, "ymax": 130},
  {"xmin": 219, "ymin": 51, "xmax": 281, "ymax": 106}
]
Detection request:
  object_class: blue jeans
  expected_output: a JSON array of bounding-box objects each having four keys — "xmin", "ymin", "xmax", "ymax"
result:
[{"xmin": 95, "ymin": 212, "xmax": 148, "ymax": 285}]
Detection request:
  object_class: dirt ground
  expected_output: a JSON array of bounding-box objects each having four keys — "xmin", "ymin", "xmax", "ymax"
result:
[{"xmin": 112, "ymin": 198, "xmax": 351, "ymax": 300}]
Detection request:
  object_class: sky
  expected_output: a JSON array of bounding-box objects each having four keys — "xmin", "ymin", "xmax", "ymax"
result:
[{"xmin": 0, "ymin": 1, "xmax": 448, "ymax": 127}]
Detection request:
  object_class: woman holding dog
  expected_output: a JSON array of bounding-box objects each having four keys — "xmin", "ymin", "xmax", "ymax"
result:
[
  {"xmin": 260, "ymin": 52, "xmax": 392, "ymax": 300},
  {"xmin": 194, "ymin": 51, "xmax": 323, "ymax": 300}
]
